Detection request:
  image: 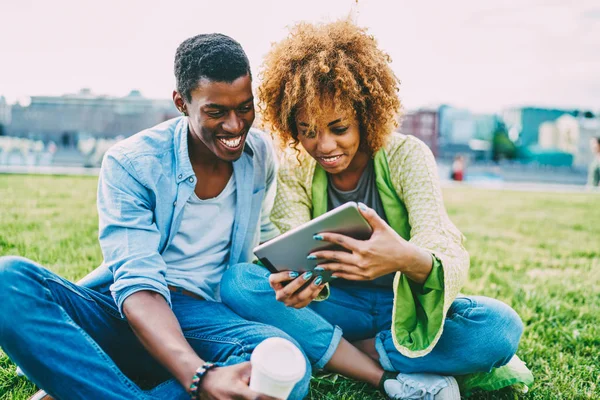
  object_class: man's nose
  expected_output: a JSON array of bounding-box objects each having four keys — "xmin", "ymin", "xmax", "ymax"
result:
[{"xmin": 222, "ymin": 111, "xmax": 244, "ymax": 134}]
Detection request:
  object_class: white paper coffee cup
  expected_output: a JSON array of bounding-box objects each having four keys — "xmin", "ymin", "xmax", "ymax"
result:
[{"xmin": 250, "ymin": 337, "xmax": 306, "ymax": 399}]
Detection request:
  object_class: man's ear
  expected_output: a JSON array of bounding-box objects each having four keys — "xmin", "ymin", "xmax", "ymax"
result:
[{"xmin": 172, "ymin": 91, "xmax": 187, "ymax": 115}]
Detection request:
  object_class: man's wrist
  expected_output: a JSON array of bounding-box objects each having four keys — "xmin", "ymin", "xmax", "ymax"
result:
[
  {"xmin": 177, "ymin": 354, "xmax": 207, "ymax": 390},
  {"xmin": 189, "ymin": 362, "xmax": 217, "ymax": 399}
]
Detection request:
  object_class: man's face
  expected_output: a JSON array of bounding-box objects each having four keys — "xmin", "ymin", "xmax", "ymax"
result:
[{"xmin": 176, "ymin": 74, "xmax": 255, "ymax": 162}]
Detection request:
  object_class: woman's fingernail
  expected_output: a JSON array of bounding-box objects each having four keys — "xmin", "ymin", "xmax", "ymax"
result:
[
  {"xmin": 331, "ymin": 275, "xmax": 339, "ymax": 279},
  {"xmin": 314, "ymin": 276, "xmax": 323, "ymax": 285},
  {"xmin": 289, "ymin": 271, "xmax": 299, "ymax": 278},
  {"xmin": 314, "ymin": 266, "xmax": 325, "ymax": 272},
  {"xmin": 313, "ymin": 235, "xmax": 323, "ymax": 241},
  {"xmin": 303, "ymin": 271, "xmax": 313, "ymax": 280},
  {"xmin": 358, "ymin": 202, "xmax": 368, "ymax": 211},
  {"xmin": 307, "ymin": 254, "xmax": 317, "ymax": 260}
]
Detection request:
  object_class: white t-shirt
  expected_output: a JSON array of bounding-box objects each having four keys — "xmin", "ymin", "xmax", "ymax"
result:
[{"xmin": 162, "ymin": 173, "xmax": 236, "ymax": 301}]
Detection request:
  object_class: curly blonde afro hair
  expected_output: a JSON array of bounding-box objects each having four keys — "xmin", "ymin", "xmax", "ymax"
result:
[{"xmin": 259, "ymin": 18, "xmax": 401, "ymax": 155}]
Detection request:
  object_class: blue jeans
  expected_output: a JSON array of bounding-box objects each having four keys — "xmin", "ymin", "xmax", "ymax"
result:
[
  {"xmin": 0, "ymin": 257, "xmax": 311, "ymax": 399},
  {"xmin": 221, "ymin": 263, "xmax": 523, "ymax": 375}
]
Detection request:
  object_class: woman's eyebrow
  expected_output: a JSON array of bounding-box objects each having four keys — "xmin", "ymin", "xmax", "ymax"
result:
[{"xmin": 298, "ymin": 119, "xmax": 344, "ymax": 127}]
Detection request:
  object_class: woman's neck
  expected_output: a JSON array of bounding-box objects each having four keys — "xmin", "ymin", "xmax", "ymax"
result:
[{"xmin": 329, "ymin": 151, "xmax": 370, "ymax": 192}]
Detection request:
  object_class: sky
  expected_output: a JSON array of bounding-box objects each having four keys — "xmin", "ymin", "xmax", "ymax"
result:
[{"xmin": 1, "ymin": 0, "xmax": 599, "ymax": 113}]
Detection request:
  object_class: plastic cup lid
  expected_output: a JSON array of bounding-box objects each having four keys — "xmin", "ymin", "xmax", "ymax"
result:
[{"xmin": 251, "ymin": 337, "xmax": 306, "ymax": 382}]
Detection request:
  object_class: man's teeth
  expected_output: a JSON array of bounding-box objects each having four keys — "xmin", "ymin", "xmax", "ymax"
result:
[
  {"xmin": 218, "ymin": 136, "xmax": 243, "ymax": 148},
  {"xmin": 322, "ymin": 155, "xmax": 341, "ymax": 163}
]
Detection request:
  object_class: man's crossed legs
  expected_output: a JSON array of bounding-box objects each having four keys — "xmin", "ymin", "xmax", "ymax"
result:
[{"xmin": 0, "ymin": 256, "xmax": 311, "ymax": 399}]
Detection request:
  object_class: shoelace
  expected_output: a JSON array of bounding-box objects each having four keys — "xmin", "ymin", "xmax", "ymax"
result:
[{"xmin": 391, "ymin": 382, "xmax": 428, "ymax": 400}]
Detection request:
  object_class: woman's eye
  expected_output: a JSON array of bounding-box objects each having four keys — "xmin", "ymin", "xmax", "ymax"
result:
[
  {"xmin": 332, "ymin": 127, "xmax": 348, "ymax": 134},
  {"xmin": 301, "ymin": 131, "xmax": 317, "ymax": 138}
]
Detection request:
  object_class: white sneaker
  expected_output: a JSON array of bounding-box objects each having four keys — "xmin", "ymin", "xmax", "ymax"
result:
[{"xmin": 383, "ymin": 373, "xmax": 460, "ymax": 400}]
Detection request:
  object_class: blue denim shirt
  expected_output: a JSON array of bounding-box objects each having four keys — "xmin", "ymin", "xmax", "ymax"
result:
[{"xmin": 95, "ymin": 117, "xmax": 278, "ymax": 315}]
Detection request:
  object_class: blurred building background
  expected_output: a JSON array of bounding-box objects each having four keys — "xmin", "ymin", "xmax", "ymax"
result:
[
  {"xmin": 0, "ymin": 96, "xmax": 11, "ymax": 127},
  {"xmin": 0, "ymin": 89, "xmax": 178, "ymax": 167},
  {"xmin": 401, "ymin": 105, "xmax": 501, "ymax": 162},
  {"xmin": 7, "ymin": 89, "xmax": 178, "ymax": 146},
  {"xmin": 400, "ymin": 105, "xmax": 600, "ymax": 185},
  {"xmin": 1, "ymin": 89, "xmax": 599, "ymax": 185}
]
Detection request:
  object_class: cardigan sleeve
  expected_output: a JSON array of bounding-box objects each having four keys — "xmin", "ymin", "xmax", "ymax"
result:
[
  {"xmin": 387, "ymin": 135, "xmax": 469, "ymax": 356},
  {"xmin": 397, "ymin": 137, "xmax": 469, "ymax": 300}
]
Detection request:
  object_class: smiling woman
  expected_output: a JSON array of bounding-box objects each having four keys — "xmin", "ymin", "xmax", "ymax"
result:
[
  {"xmin": 220, "ymin": 18, "xmax": 533, "ymax": 400},
  {"xmin": 258, "ymin": 19, "xmax": 400, "ymax": 158}
]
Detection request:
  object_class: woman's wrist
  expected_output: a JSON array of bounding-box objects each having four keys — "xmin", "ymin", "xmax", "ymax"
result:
[{"xmin": 401, "ymin": 243, "xmax": 434, "ymax": 284}]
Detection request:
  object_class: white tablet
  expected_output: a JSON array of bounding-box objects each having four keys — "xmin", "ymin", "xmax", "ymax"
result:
[{"xmin": 254, "ymin": 202, "xmax": 373, "ymax": 273}]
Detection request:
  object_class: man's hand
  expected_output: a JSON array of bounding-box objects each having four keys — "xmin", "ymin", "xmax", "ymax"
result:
[
  {"xmin": 269, "ymin": 270, "xmax": 325, "ymax": 309},
  {"xmin": 200, "ymin": 362, "xmax": 280, "ymax": 400}
]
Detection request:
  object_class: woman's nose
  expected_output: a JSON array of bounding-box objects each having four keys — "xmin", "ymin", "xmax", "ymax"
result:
[{"xmin": 317, "ymin": 134, "xmax": 337, "ymax": 154}]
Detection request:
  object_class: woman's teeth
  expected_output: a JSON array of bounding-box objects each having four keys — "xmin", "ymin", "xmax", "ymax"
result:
[
  {"xmin": 218, "ymin": 136, "xmax": 243, "ymax": 148},
  {"xmin": 321, "ymin": 155, "xmax": 341, "ymax": 163}
]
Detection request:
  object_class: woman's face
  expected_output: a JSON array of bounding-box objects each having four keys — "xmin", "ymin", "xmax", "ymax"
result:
[{"xmin": 295, "ymin": 103, "xmax": 362, "ymax": 174}]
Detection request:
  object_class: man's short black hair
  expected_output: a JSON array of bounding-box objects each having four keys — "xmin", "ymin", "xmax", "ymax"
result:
[{"xmin": 174, "ymin": 33, "xmax": 251, "ymax": 102}]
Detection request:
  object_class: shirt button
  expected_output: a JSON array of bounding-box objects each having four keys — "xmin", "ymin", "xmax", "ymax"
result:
[
  {"xmin": 173, "ymin": 201, "xmax": 177, "ymax": 206},
  {"xmin": 189, "ymin": 177, "xmax": 194, "ymax": 183},
  {"xmin": 178, "ymin": 174, "xmax": 182, "ymax": 179}
]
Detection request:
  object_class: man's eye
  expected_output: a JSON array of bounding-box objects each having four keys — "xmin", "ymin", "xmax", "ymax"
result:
[
  {"xmin": 238, "ymin": 106, "xmax": 253, "ymax": 113},
  {"xmin": 207, "ymin": 111, "xmax": 225, "ymax": 118}
]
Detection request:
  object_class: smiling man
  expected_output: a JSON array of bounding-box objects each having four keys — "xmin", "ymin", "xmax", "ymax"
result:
[{"xmin": 0, "ymin": 34, "xmax": 311, "ymax": 400}]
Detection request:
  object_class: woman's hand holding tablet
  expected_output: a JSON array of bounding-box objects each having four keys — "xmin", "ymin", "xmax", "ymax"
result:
[
  {"xmin": 308, "ymin": 203, "xmax": 434, "ymax": 284},
  {"xmin": 268, "ymin": 269, "xmax": 327, "ymax": 309},
  {"xmin": 256, "ymin": 202, "xmax": 435, "ymax": 309},
  {"xmin": 253, "ymin": 202, "xmax": 372, "ymax": 274}
]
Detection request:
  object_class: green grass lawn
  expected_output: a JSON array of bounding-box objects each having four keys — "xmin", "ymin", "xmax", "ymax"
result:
[{"xmin": 0, "ymin": 174, "xmax": 599, "ymax": 399}]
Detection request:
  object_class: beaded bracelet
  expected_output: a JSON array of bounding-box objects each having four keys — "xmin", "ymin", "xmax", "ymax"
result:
[{"xmin": 189, "ymin": 362, "xmax": 216, "ymax": 399}]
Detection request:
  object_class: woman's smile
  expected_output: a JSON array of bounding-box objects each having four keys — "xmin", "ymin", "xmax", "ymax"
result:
[{"xmin": 317, "ymin": 154, "xmax": 344, "ymax": 168}]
